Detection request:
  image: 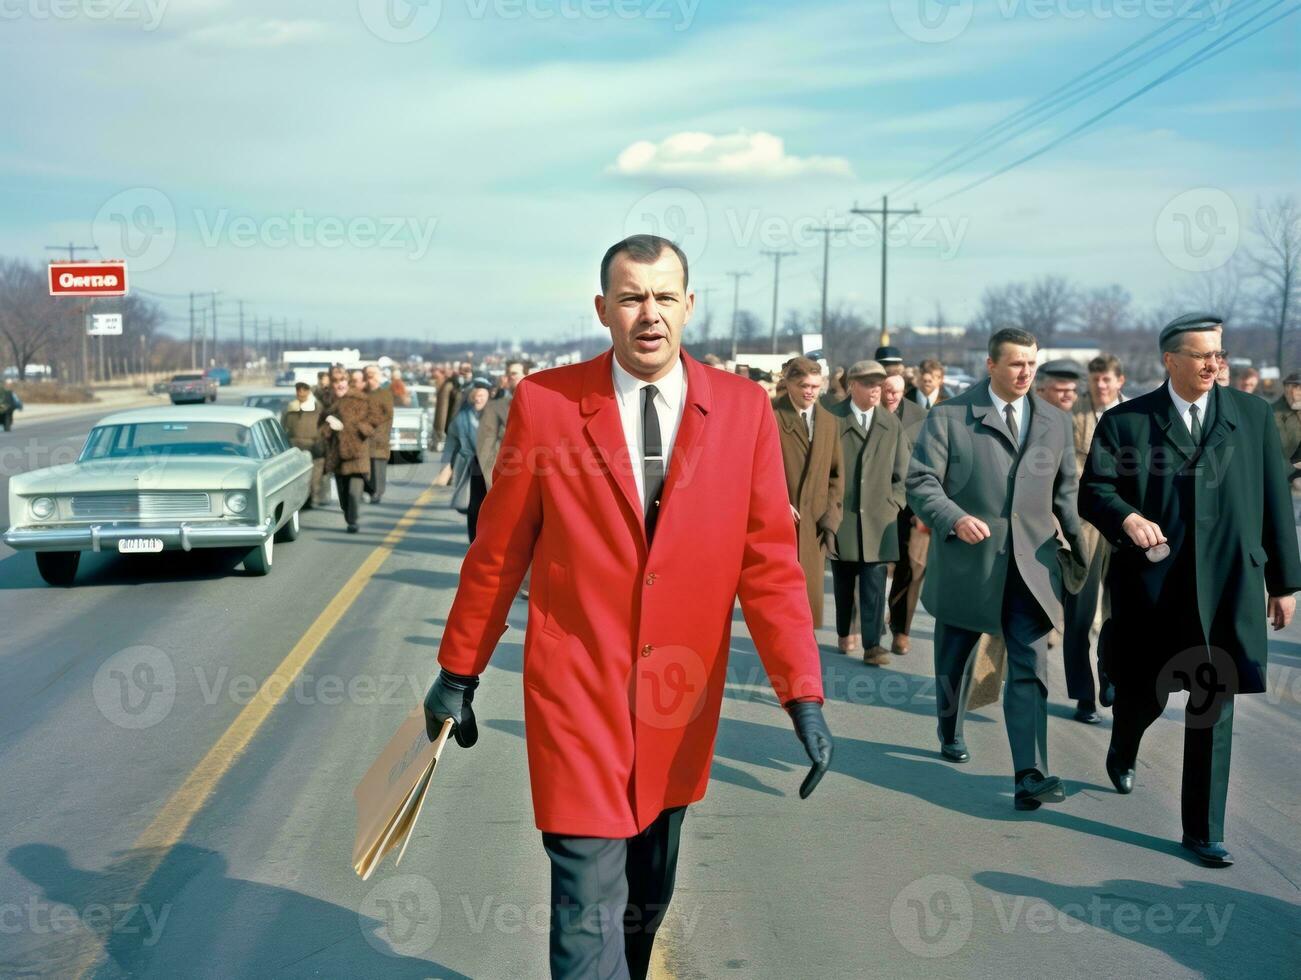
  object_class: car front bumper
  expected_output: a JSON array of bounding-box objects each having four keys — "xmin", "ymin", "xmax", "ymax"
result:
[{"xmin": 3, "ymin": 518, "xmax": 274, "ymax": 552}]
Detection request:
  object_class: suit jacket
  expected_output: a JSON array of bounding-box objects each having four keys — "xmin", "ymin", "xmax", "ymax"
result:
[
  {"xmin": 438, "ymin": 350, "xmax": 823, "ymax": 837},
  {"xmin": 907, "ymin": 378, "xmax": 1085, "ymax": 635},
  {"xmin": 774, "ymin": 395, "xmax": 844, "ymax": 627},
  {"xmin": 476, "ymin": 390, "xmax": 513, "ymax": 488},
  {"xmin": 904, "ymin": 385, "xmax": 952, "ymax": 409},
  {"xmin": 830, "ymin": 401, "xmax": 908, "ymax": 563},
  {"xmin": 1079, "ymin": 382, "xmax": 1301, "ymax": 694},
  {"xmin": 894, "ymin": 397, "xmax": 927, "ymax": 443}
]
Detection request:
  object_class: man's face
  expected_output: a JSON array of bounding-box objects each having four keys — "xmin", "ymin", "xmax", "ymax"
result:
[
  {"xmin": 468, "ymin": 387, "xmax": 490, "ymax": 411},
  {"xmin": 986, "ymin": 344, "xmax": 1037, "ymax": 401},
  {"xmin": 363, "ymin": 366, "xmax": 381, "ymax": 390},
  {"xmin": 1089, "ymin": 370, "xmax": 1122, "ymax": 406},
  {"xmin": 504, "ymin": 363, "xmax": 526, "ymax": 391},
  {"xmin": 330, "ymin": 368, "xmax": 346, "ymax": 384},
  {"xmin": 1235, "ymin": 373, "xmax": 1258, "ymax": 393},
  {"xmin": 849, "ymin": 378, "xmax": 883, "ymax": 411},
  {"xmin": 595, "ymin": 248, "xmax": 693, "ymax": 382},
  {"xmin": 348, "ymin": 371, "xmax": 365, "ymax": 393},
  {"xmin": 786, "ymin": 373, "xmax": 821, "ymax": 410},
  {"xmin": 332, "ymin": 379, "xmax": 349, "ymax": 398},
  {"xmin": 1162, "ymin": 328, "xmax": 1222, "ymax": 399},
  {"xmin": 1286, "ymin": 383, "xmax": 1301, "ymax": 410},
  {"xmin": 459, "ymin": 362, "xmax": 473, "ymax": 379},
  {"xmin": 881, "ymin": 376, "xmax": 904, "ymax": 411},
  {"xmin": 296, "ymin": 387, "xmax": 311, "ymax": 403},
  {"xmin": 1038, "ymin": 379, "xmax": 1077, "ymax": 411},
  {"xmin": 918, "ymin": 371, "xmax": 940, "ymax": 396}
]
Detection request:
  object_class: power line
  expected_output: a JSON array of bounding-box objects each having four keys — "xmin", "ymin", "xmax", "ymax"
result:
[
  {"xmin": 760, "ymin": 250, "xmax": 797, "ymax": 354},
  {"xmin": 922, "ymin": 0, "xmax": 1298, "ymax": 209},
  {"xmin": 726, "ymin": 270, "xmax": 752, "ymax": 360}
]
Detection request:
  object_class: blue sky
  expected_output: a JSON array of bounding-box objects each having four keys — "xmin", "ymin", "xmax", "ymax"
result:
[{"xmin": 1, "ymin": 0, "xmax": 1296, "ymax": 345}]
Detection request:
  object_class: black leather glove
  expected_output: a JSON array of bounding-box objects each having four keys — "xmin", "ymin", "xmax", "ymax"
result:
[
  {"xmin": 424, "ymin": 668, "xmax": 480, "ymax": 748},
  {"xmin": 786, "ymin": 700, "xmax": 833, "ymax": 798}
]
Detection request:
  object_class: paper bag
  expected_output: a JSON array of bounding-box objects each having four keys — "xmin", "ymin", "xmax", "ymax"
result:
[{"xmin": 967, "ymin": 634, "xmax": 1007, "ymax": 711}]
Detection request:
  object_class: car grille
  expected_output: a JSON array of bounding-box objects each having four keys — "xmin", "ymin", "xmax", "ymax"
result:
[{"xmin": 69, "ymin": 492, "xmax": 212, "ymax": 518}]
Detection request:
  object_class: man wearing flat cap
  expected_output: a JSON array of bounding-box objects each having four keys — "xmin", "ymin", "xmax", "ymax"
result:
[
  {"xmin": 828, "ymin": 360, "xmax": 910, "ymax": 664},
  {"xmin": 1036, "ymin": 360, "xmax": 1082, "ymax": 413},
  {"xmin": 1079, "ymin": 312, "xmax": 1301, "ymax": 867}
]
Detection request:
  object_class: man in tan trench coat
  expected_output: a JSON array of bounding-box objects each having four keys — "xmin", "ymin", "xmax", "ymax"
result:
[{"xmin": 774, "ymin": 356, "xmax": 843, "ymax": 630}]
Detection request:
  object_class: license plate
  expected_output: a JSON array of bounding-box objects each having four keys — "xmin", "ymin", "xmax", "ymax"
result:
[{"xmin": 118, "ymin": 538, "xmax": 164, "ymax": 554}]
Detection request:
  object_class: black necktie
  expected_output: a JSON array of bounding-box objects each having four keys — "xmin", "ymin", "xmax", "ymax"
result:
[
  {"xmin": 642, "ymin": 385, "xmax": 664, "ymax": 540},
  {"xmin": 1189, "ymin": 403, "xmax": 1202, "ymax": 444},
  {"xmin": 1004, "ymin": 403, "xmax": 1019, "ymax": 445}
]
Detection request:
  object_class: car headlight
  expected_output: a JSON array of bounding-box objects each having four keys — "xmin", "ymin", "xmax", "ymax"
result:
[
  {"xmin": 30, "ymin": 496, "xmax": 56, "ymax": 520},
  {"xmin": 226, "ymin": 492, "xmax": 249, "ymax": 514}
]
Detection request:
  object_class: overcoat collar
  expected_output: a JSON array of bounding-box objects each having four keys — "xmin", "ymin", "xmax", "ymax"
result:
[
  {"xmin": 578, "ymin": 349, "xmax": 713, "ymax": 551},
  {"xmin": 1156, "ymin": 381, "xmax": 1236, "ymax": 461},
  {"xmin": 775, "ymin": 394, "xmax": 813, "ymax": 449},
  {"xmin": 968, "ymin": 378, "xmax": 1042, "ymax": 454}
]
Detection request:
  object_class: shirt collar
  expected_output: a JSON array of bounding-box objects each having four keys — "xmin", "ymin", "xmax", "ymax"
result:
[
  {"xmin": 988, "ymin": 387, "xmax": 1025, "ymax": 418},
  {"xmin": 1167, "ymin": 381, "xmax": 1210, "ymax": 420},
  {"xmin": 612, "ymin": 353, "xmax": 685, "ymax": 414}
]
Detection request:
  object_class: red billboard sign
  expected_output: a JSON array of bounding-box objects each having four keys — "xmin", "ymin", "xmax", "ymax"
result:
[{"xmin": 48, "ymin": 261, "xmax": 129, "ymax": 297}]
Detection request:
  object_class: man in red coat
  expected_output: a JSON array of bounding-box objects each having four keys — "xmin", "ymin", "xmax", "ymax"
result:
[{"xmin": 425, "ymin": 235, "xmax": 832, "ymax": 980}]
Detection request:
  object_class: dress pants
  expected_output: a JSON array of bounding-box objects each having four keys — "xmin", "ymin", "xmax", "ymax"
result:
[
  {"xmin": 1062, "ymin": 543, "xmax": 1107, "ymax": 702},
  {"xmin": 334, "ymin": 474, "xmax": 364, "ymax": 526},
  {"xmin": 542, "ymin": 807, "xmax": 686, "ymax": 980},
  {"xmin": 831, "ymin": 559, "xmax": 888, "ymax": 647},
  {"xmin": 888, "ymin": 511, "xmax": 926, "ymax": 637},
  {"xmin": 368, "ymin": 456, "xmax": 388, "ymax": 500},
  {"xmin": 467, "ymin": 457, "xmax": 487, "ymax": 543},
  {"xmin": 934, "ymin": 562, "xmax": 1051, "ymax": 775}
]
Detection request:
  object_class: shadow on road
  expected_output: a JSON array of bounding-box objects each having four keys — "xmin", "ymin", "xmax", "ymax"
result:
[
  {"xmin": 972, "ymin": 871, "xmax": 1297, "ymax": 975},
  {"xmin": 6, "ymin": 843, "xmax": 468, "ymax": 978}
]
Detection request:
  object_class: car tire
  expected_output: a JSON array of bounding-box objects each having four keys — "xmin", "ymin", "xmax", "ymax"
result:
[
  {"xmin": 275, "ymin": 510, "xmax": 300, "ymax": 543},
  {"xmin": 243, "ymin": 536, "xmax": 274, "ymax": 575},
  {"xmin": 36, "ymin": 551, "xmax": 79, "ymax": 586}
]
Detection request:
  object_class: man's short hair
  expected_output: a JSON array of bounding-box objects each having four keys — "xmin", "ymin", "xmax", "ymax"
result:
[
  {"xmin": 1087, "ymin": 354, "xmax": 1124, "ymax": 376},
  {"xmin": 504, "ymin": 359, "xmax": 526, "ymax": 373},
  {"xmin": 316, "ymin": 371, "xmax": 328, "ymax": 381},
  {"xmin": 918, "ymin": 358, "xmax": 943, "ymax": 375},
  {"xmin": 600, "ymin": 234, "xmax": 689, "ymax": 294},
  {"xmin": 781, "ymin": 356, "xmax": 822, "ymax": 382},
  {"xmin": 295, "ymin": 382, "xmax": 310, "ymax": 391},
  {"xmin": 988, "ymin": 328, "xmax": 1038, "ymax": 361}
]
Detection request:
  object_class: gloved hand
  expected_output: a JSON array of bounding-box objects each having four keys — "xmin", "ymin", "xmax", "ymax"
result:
[
  {"xmin": 786, "ymin": 700, "xmax": 833, "ymax": 798},
  {"xmin": 423, "ymin": 668, "xmax": 480, "ymax": 747},
  {"xmin": 325, "ymin": 415, "xmax": 344, "ymax": 432}
]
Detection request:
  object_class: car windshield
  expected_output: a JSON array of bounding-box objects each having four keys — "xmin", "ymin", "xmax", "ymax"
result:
[
  {"xmin": 171, "ymin": 374, "xmax": 203, "ymax": 382},
  {"xmin": 80, "ymin": 422, "xmax": 255, "ymax": 460},
  {"xmin": 245, "ymin": 395, "xmax": 293, "ymax": 411}
]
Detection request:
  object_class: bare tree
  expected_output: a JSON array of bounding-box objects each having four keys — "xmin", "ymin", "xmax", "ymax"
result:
[
  {"xmin": 0, "ymin": 258, "xmax": 67, "ymax": 379},
  {"xmin": 1249, "ymin": 196, "xmax": 1301, "ymax": 368},
  {"xmin": 970, "ymin": 282, "xmax": 1023, "ymax": 334},
  {"xmin": 1077, "ymin": 284, "xmax": 1133, "ymax": 343},
  {"xmin": 1019, "ymin": 275, "xmax": 1075, "ymax": 347}
]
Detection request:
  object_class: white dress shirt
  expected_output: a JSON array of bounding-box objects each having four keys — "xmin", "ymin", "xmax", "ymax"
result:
[
  {"xmin": 854, "ymin": 405, "xmax": 875, "ymax": 432},
  {"xmin": 801, "ymin": 406, "xmax": 814, "ymax": 438},
  {"xmin": 1167, "ymin": 383, "xmax": 1210, "ymax": 437},
  {"xmin": 612, "ymin": 355, "xmax": 687, "ymax": 510},
  {"xmin": 989, "ymin": 389, "xmax": 1027, "ymax": 446}
]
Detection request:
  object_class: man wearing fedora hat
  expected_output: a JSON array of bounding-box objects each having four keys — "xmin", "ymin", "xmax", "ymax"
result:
[{"xmin": 828, "ymin": 360, "xmax": 910, "ymax": 664}]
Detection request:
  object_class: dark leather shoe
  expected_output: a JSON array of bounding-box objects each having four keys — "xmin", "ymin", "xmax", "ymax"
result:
[
  {"xmin": 939, "ymin": 740, "xmax": 970, "ymax": 763},
  {"xmin": 1105, "ymin": 748, "xmax": 1134, "ymax": 794},
  {"xmin": 1181, "ymin": 836, "xmax": 1233, "ymax": 867},
  {"xmin": 1098, "ymin": 669, "xmax": 1115, "ymax": 708},
  {"xmin": 1074, "ymin": 701, "xmax": 1102, "ymax": 725},
  {"xmin": 1014, "ymin": 770, "xmax": 1064, "ymax": 810},
  {"xmin": 346, "ymin": 524, "xmax": 359, "ymax": 534}
]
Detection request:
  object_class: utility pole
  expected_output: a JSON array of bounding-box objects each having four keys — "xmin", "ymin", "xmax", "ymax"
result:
[
  {"xmin": 210, "ymin": 291, "xmax": 220, "ymax": 366},
  {"xmin": 727, "ymin": 270, "xmax": 751, "ymax": 360},
  {"xmin": 238, "ymin": 300, "xmax": 245, "ymax": 377},
  {"xmin": 44, "ymin": 243, "xmax": 97, "ymax": 383},
  {"xmin": 189, "ymin": 291, "xmax": 196, "ymax": 370},
  {"xmin": 252, "ymin": 316, "xmax": 259, "ymax": 370},
  {"xmin": 851, "ymin": 196, "xmax": 919, "ymax": 347},
  {"xmin": 760, "ymin": 250, "xmax": 796, "ymax": 354},
  {"xmin": 811, "ymin": 224, "xmax": 849, "ymax": 334}
]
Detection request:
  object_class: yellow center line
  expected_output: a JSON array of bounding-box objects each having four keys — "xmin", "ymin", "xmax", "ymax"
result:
[{"xmin": 73, "ymin": 486, "xmax": 438, "ymax": 978}]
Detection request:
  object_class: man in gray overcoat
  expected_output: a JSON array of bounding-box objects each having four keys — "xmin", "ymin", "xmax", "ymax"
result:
[
  {"xmin": 828, "ymin": 360, "xmax": 909, "ymax": 665},
  {"xmin": 907, "ymin": 328, "xmax": 1086, "ymax": 810}
]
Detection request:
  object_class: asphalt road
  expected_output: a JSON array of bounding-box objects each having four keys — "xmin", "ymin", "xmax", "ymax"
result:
[{"xmin": 0, "ymin": 390, "xmax": 1298, "ymax": 979}]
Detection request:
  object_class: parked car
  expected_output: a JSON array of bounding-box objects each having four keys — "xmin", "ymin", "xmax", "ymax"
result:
[
  {"xmin": 274, "ymin": 370, "xmax": 297, "ymax": 388},
  {"xmin": 168, "ymin": 372, "xmax": 218, "ymax": 404},
  {"xmin": 390, "ymin": 400, "xmax": 431, "ymax": 463},
  {"xmin": 4, "ymin": 406, "xmax": 311, "ymax": 585},
  {"xmin": 242, "ymin": 389, "xmax": 298, "ymax": 416},
  {"xmin": 205, "ymin": 366, "xmax": 232, "ymax": 386}
]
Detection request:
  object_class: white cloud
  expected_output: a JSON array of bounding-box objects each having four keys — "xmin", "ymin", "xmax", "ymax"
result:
[
  {"xmin": 610, "ymin": 131, "xmax": 854, "ymax": 181},
  {"xmin": 182, "ymin": 18, "xmax": 330, "ymax": 48}
]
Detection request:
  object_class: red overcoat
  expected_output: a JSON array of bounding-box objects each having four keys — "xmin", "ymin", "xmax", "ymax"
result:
[{"xmin": 438, "ymin": 350, "xmax": 824, "ymax": 837}]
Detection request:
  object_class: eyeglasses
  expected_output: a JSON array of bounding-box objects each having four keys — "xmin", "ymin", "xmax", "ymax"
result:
[{"xmin": 1175, "ymin": 349, "xmax": 1229, "ymax": 364}]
